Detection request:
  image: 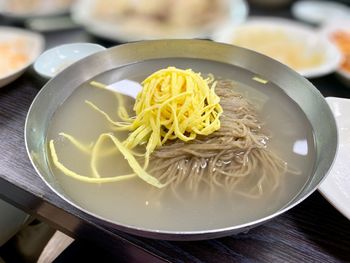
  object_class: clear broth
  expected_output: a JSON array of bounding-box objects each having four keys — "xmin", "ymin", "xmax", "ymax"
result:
[{"xmin": 46, "ymin": 58, "xmax": 315, "ymax": 232}]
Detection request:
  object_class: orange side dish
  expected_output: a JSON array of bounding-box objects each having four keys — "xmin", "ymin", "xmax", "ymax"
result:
[
  {"xmin": 331, "ymin": 30, "xmax": 350, "ymax": 73},
  {"xmin": 0, "ymin": 38, "xmax": 29, "ymax": 77}
]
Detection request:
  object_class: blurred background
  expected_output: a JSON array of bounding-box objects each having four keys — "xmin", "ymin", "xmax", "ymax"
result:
[{"xmin": 0, "ymin": 0, "xmax": 349, "ymax": 262}]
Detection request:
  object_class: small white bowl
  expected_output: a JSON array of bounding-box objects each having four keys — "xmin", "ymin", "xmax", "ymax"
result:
[
  {"xmin": 0, "ymin": 26, "xmax": 44, "ymax": 88},
  {"xmin": 34, "ymin": 43, "xmax": 106, "ymax": 79}
]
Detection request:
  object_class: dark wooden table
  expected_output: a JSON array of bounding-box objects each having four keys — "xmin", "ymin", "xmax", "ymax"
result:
[{"xmin": 1, "ymin": 6, "xmax": 350, "ymax": 263}]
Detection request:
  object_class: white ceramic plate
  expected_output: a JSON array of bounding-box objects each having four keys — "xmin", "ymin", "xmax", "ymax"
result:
[
  {"xmin": 71, "ymin": 0, "xmax": 248, "ymax": 42},
  {"xmin": 319, "ymin": 97, "xmax": 350, "ymax": 220},
  {"xmin": 320, "ymin": 20, "xmax": 350, "ymax": 88},
  {"xmin": 0, "ymin": 0, "xmax": 73, "ymax": 20},
  {"xmin": 34, "ymin": 43, "xmax": 106, "ymax": 79},
  {"xmin": 212, "ymin": 17, "xmax": 342, "ymax": 78},
  {"xmin": 292, "ymin": 0, "xmax": 350, "ymax": 25},
  {"xmin": 0, "ymin": 27, "xmax": 44, "ymax": 88}
]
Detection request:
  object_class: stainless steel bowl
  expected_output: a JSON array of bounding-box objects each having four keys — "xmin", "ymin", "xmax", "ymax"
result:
[{"xmin": 25, "ymin": 40, "xmax": 337, "ymax": 240}]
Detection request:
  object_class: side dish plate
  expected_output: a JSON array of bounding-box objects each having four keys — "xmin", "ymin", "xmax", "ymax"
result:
[
  {"xmin": 71, "ymin": 0, "xmax": 248, "ymax": 42},
  {"xmin": 319, "ymin": 97, "xmax": 350, "ymax": 221},
  {"xmin": 0, "ymin": 26, "xmax": 44, "ymax": 88},
  {"xmin": 212, "ymin": 17, "xmax": 341, "ymax": 78}
]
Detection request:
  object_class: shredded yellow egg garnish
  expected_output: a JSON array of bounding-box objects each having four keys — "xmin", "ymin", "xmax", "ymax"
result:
[{"xmin": 49, "ymin": 67, "xmax": 223, "ymax": 188}]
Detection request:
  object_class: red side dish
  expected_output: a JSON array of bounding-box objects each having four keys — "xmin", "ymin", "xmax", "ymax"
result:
[{"xmin": 331, "ymin": 30, "xmax": 350, "ymax": 73}]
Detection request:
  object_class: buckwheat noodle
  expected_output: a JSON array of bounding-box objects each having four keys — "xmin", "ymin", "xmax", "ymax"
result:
[
  {"xmin": 49, "ymin": 74, "xmax": 289, "ymax": 198},
  {"xmin": 148, "ymin": 80, "xmax": 288, "ymax": 197}
]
